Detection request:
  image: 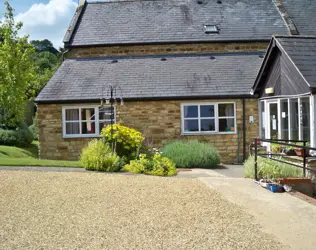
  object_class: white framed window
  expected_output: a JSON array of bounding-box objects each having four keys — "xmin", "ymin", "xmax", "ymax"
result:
[
  {"xmin": 259, "ymin": 96, "xmax": 311, "ymax": 143},
  {"xmin": 62, "ymin": 105, "xmax": 116, "ymax": 138},
  {"xmin": 181, "ymin": 102, "xmax": 236, "ymax": 135}
]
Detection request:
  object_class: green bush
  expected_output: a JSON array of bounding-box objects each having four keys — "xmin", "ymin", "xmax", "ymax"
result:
[
  {"xmin": 146, "ymin": 154, "xmax": 178, "ymax": 176},
  {"xmin": 123, "ymin": 154, "xmax": 149, "ymax": 174},
  {"xmin": 80, "ymin": 139, "xmax": 123, "ymax": 172},
  {"xmin": 29, "ymin": 114, "xmax": 38, "ymax": 140},
  {"xmin": 244, "ymin": 155, "xmax": 302, "ymax": 179},
  {"xmin": 101, "ymin": 124, "xmax": 144, "ymax": 160},
  {"xmin": 123, "ymin": 154, "xmax": 178, "ymax": 176},
  {"xmin": 162, "ymin": 140, "xmax": 220, "ymax": 169},
  {"xmin": 0, "ymin": 122, "xmax": 33, "ymax": 147}
]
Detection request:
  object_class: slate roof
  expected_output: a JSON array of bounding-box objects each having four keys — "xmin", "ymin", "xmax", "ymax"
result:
[
  {"xmin": 64, "ymin": 0, "xmax": 289, "ymax": 46},
  {"xmin": 36, "ymin": 53, "xmax": 264, "ymax": 102},
  {"xmin": 276, "ymin": 36, "xmax": 316, "ymax": 88},
  {"xmin": 283, "ymin": 0, "xmax": 316, "ymax": 36}
]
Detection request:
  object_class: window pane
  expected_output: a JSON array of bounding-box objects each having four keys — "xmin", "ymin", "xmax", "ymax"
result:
[
  {"xmin": 99, "ymin": 121, "xmax": 111, "ymax": 134},
  {"xmin": 183, "ymin": 106, "xmax": 198, "ymax": 118},
  {"xmin": 301, "ymin": 97, "xmax": 310, "ymax": 142},
  {"xmin": 269, "ymin": 103, "xmax": 278, "ymax": 139},
  {"xmin": 184, "ymin": 120, "xmax": 199, "ymax": 132},
  {"xmin": 219, "ymin": 103, "xmax": 234, "ymax": 117},
  {"xmin": 219, "ymin": 118, "xmax": 235, "ymax": 132},
  {"xmin": 201, "ymin": 119, "xmax": 215, "ymax": 131},
  {"xmin": 99, "ymin": 107, "xmax": 114, "ymax": 120},
  {"xmin": 81, "ymin": 108, "xmax": 95, "ymax": 121},
  {"xmin": 66, "ymin": 109, "xmax": 79, "ymax": 121},
  {"xmin": 280, "ymin": 100, "xmax": 288, "ymax": 140},
  {"xmin": 66, "ymin": 122, "xmax": 80, "ymax": 134},
  {"xmin": 290, "ymin": 99, "xmax": 299, "ymax": 140},
  {"xmin": 82, "ymin": 122, "xmax": 96, "ymax": 134},
  {"xmin": 200, "ymin": 105, "xmax": 215, "ymax": 117}
]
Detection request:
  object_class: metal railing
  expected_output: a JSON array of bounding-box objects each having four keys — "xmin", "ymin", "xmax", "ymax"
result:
[{"xmin": 254, "ymin": 138, "xmax": 316, "ymax": 180}]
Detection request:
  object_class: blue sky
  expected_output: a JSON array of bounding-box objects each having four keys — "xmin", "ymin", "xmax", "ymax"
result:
[{"xmin": 0, "ymin": 0, "xmax": 82, "ymax": 48}]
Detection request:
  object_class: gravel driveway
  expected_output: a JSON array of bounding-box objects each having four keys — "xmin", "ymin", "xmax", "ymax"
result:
[{"xmin": 0, "ymin": 171, "xmax": 282, "ymax": 249}]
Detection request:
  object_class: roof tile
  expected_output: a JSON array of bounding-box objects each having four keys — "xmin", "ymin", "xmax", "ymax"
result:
[
  {"xmin": 68, "ymin": 0, "xmax": 289, "ymax": 46},
  {"xmin": 36, "ymin": 53, "xmax": 264, "ymax": 102}
]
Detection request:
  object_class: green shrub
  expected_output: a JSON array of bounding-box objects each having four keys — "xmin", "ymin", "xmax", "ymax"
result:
[
  {"xmin": 162, "ymin": 140, "xmax": 220, "ymax": 169},
  {"xmin": 145, "ymin": 154, "xmax": 178, "ymax": 176},
  {"xmin": 123, "ymin": 154, "xmax": 178, "ymax": 176},
  {"xmin": 80, "ymin": 139, "xmax": 123, "ymax": 172},
  {"xmin": 244, "ymin": 155, "xmax": 302, "ymax": 179},
  {"xmin": 123, "ymin": 154, "xmax": 149, "ymax": 174},
  {"xmin": 101, "ymin": 124, "xmax": 144, "ymax": 160},
  {"xmin": 29, "ymin": 114, "xmax": 38, "ymax": 140},
  {"xmin": 0, "ymin": 122, "xmax": 33, "ymax": 147}
]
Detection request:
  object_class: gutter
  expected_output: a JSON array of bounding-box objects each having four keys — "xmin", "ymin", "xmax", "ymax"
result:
[
  {"xmin": 35, "ymin": 94, "xmax": 257, "ymax": 104},
  {"xmin": 65, "ymin": 39, "xmax": 271, "ymax": 49}
]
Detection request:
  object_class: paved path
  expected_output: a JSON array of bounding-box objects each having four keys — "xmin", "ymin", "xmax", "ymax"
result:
[
  {"xmin": 176, "ymin": 165, "xmax": 244, "ymax": 178},
  {"xmin": 199, "ymin": 177, "xmax": 316, "ymax": 250}
]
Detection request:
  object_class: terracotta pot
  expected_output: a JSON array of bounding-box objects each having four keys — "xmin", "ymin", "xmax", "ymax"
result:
[
  {"xmin": 295, "ymin": 148, "xmax": 310, "ymax": 157},
  {"xmin": 286, "ymin": 149, "xmax": 296, "ymax": 156}
]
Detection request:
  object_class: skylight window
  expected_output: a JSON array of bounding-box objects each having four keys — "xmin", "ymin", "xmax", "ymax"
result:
[{"xmin": 204, "ymin": 25, "xmax": 219, "ymax": 34}]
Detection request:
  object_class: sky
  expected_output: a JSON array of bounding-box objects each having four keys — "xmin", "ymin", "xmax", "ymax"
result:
[{"xmin": 0, "ymin": 0, "xmax": 83, "ymax": 48}]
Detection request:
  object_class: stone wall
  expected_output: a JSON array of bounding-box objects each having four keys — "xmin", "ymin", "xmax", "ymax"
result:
[
  {"xmin": 37, "ymin": 98, "xmax": 258, "ymax": 163},
  {"xmin": 67, "ymin": 42, "xmax": 268, "ymax": 59}
]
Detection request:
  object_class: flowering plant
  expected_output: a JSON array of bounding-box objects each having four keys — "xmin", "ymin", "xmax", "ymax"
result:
[
  {"xmin": 101, "ymin": 124, "xmax": 144, "ymax": 159},
  {"xmin": 123, "ymin": 153, "xmax": 177, "ymax": 176}
]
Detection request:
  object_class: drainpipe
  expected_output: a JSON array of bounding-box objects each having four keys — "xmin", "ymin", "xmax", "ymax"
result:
[
  {"xmin": 62, "ymin": 49, "xmax": 69, "ymax": 62},
  {"xmin": 242, "ymin": 98, "xmax": 246, "ymax": 162}
]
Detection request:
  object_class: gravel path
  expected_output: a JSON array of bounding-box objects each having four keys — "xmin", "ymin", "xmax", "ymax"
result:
[{"xmin": 0, "ymin": 171, "xmax": 283, "ymax": 249}]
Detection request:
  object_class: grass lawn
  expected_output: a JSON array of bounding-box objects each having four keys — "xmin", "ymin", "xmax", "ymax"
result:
[{"xmin": 0, "ymin": 141, "xmax": 80, "ymax": 167}]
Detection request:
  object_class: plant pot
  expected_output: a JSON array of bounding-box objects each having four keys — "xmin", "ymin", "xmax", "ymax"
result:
[
  {"xmin": 285, "ymin": 149, "xmax": 296, "ymax": 156},
  {"xmin": 295, "ymin": 148, "xmax": 310, "ymax": 157},
  {"xmin": 267, "ymin": 184, "xmax": 285, "ymax": 193}
]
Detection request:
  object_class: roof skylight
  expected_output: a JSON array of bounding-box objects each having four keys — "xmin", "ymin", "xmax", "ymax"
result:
[{"xmin": 204, "ymin": 25, "xmax": 219, "ymax": 34}]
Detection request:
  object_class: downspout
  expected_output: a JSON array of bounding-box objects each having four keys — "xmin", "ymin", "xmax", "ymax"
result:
[
  {"xmin": 242, "ymin": 98, "xmax": 246, "ymax": 162},
  {"xmin": 62, "ymin": 49, "xmax": 69, "ymax": 62}
]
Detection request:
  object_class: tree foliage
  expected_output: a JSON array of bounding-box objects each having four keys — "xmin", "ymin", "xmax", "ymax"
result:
[
  {"xmin": 28, "ymin": 47, "xmax": 61, "ymax": 100},
  {"xmin": 0, "ymin": 1, "xmax": 37, "ymax": 127},
  {"xmin": 30, "ymin": 39, "xmax": 59, "ymax": 54}
]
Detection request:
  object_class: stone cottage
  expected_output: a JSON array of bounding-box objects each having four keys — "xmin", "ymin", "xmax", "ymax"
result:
[{"xmin": 36, "ymin": 0, "xmax": 301, "ymax": 163}]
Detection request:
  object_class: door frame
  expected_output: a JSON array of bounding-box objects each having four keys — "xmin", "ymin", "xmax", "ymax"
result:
[{"xmin": 266, "ymin": 100, "xmax": 279, "ymax": 140}]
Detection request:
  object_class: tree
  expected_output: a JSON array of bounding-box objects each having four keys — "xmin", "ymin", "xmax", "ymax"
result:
[
  {"xmin": 30, "ymin": 39, "xmax": 59, "ymax": 54},
  {"xmin": 28, "ymin": 47, "xmax": 61, "ymax": 100},
  {"xmin": 0, "ymin": 1, "xmax": 37, "ymax": 127},
  {"xmin": 33, "ymin": 51, "xmax": 59, "ymax": 72}
]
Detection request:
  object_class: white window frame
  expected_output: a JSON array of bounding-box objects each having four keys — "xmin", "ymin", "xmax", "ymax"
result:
[
  {"xmin": 181, "ymin": 102, "xmax": 237, "ymax": 135},
  {"xmin": 259, "ymin": 96, "xmax": 311, "ymax": 143},
  {"xmin": 62, "ymin": 105, "xmax": 116, "ymax": 138}
]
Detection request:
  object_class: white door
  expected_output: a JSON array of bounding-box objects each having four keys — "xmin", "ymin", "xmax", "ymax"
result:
[{"xmin": 267, "ymin": 102, "xmax": 279, "ymax": 140}]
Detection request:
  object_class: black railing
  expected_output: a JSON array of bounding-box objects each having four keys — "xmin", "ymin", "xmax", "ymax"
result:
[{"xmin": 253, "ymin": 138, "xmax": 316, "ymax": 180}]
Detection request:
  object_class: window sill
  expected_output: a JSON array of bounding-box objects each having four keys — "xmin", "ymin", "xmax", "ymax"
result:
[
  {"xmin": 62, "ymin": 134, "xmax": 101, "ymax": 139},
  {"xmin": 181, "ymin": 131, "xmax": 237, "ymax": 136}
]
